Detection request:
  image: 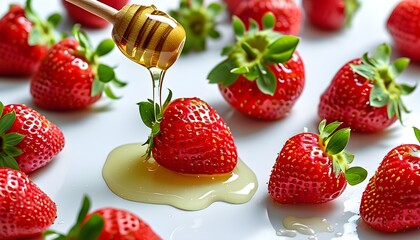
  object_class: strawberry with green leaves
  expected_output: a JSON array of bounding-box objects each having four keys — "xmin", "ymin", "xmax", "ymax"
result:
[
  {"xmin": 268, "ymin": 120, "xmax": 367, "ymax": 204},
  {"xmin": 232, "ymin": 0, "xmax": 302, "ymax": 35},
  {"xmin": 0, "ymin": 166, "xmax": 57, "ymax": 239},
  {"xmin": 387, "ymin": 0, "xmax": 420, "ymax": 62},
  {"xmin": 30, "ymin": 26, "xmax": 126, "ymax": 110},
  {"xmin": 208, "ymin": 13, "xmax": 304, "ymax": 120},
  {"xmin": 360, "ymin": 127, "xmax": 420, "ymax": 232},
  {"xmin": 318, "ymin": 43, "xmax": 415, "ymax": 133},
  {"xmin": 44, "ymin": 195, "xmax": 161, "ymax": 240},
  {"xmin": 0, "ymin": 0, "xmax": 61, "ymax": 76},
  {"xmin": 139, "ymin": 91, "xmax": 238, "ymax": 174},
  {"xmin": 169, "ymin": 0, "xmax": 224, "ymax": 54},
  {"xmin": 302, "ymin": 0, "xmax": 360, "ymax": 30},
  {"xmin": 0, "ymin": 101, "xmax": 64, "ymax": 173}
]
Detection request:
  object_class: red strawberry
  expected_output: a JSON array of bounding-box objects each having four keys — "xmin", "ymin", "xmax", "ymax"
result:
[
  {"xmin": 30, "ymin": 26, "xmax": 126, "ymax": 110},
  {"xmin": 0, "ymin": 167, "xmax": 57, "ymax": 240},
  {"xmin": 268, "ymin": 120, "xmax": 367, "ymax": 204},
  {"xmin": 62, "ymin": 0, "xmax": 129, "ymax": 29},
  {"xmin": 44, "ymin": 195, "xmax": 161, "ymax": 240},
  {"xmin": 387, "ymin": 0, "xmax": 420, "ymax": 62},
  {"xmin": 139, "ymin": 92, "xmax": 238, "ymax": 174},
  {"xmin": 360, "ymin": 127, "xmax": 420, "ymax": 232},
  {"xmin": 232, "ymin": 0, "xmax": 302, "ymax": 35},
  {"xmin": 169, "ymin": 0, "xmax": 224, "ymax": 54},
  {"xmin": 302, "ymin": 0, "xmax": 360, "ymax": 30},
  {"xmin": 0, "ymin": 0, "xmax": 61, "ymax": 76},
  {"xmin": 0, "ymin": 101, "xmax": 64, "ymax": 173},
  {"xmin": 318, "ymin": 43, "xmax": 415, "ymax": 133},
  {"xmin": 208, "ymin": 13, "xmax": 305, "ymax": 120}
]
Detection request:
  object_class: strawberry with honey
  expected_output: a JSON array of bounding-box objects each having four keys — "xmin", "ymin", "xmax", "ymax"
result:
[
  {"xmin": 30, "ymin": 26, "xmax": 126, "ymax": 110},
  {"xmin": 0, "ymin": 0, "xmax": 61, "ymax": 76},
  {"xmin": 318, "ymin": 43, "xmax": 415, "ymax": 133},
  {"xmin": 207, "ymin": 13, "xmax": 304, "ymax": 120},
  {"xmin": 360, "ymin": 127, "xmax": 420, "ymax": 232},
  {"xmin": 139, "ymin": 91, "xmax": 238, "ymax": 175},
  {"xmin": 0, "ymin": 101, "xmax": 64, "ymax": 173},
  {"xmin": 268, "ymin": 120, "xmax": 367, "ymax": 204}
]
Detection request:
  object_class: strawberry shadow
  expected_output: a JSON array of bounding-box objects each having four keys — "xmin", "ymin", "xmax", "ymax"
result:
[
  {"xmin": 357, "ymin": 219, "xmax": 420, "ymax": 240},
  {"xmin": 299, "ymin": 18, "xmax": 341, "ymax": 40}
]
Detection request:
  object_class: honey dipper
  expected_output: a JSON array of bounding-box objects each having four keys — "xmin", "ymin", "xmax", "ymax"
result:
[{"xmin": 65, "ymin": 0, "xmax": 186, "ymax": 70}]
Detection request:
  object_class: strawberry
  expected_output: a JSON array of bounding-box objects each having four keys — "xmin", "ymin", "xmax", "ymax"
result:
[
  {"xmin": 0, "ymin": 167, "xmax": 57, "ymax": 239},
  {"xmin": 0, "ymin": 0, "xmax": 61, "ymax": 76},
  {"xmin": 44, "ymin": 195, "xmax": 161, "ymax": 240},
  {"xmin": 387, "ymin": 0, "xmax": 420, "ymax": 62},
  {"xmin": 62, "ymin": 0, "xmax": 129, "ymax": 29},
  {"xmin": 139, "ymin": 91, "xmax": 238, "ymax": 174},
  {"xmin": 268, "ymin": 120, "xmax": 367, "ymax": 204},
  {"xmin": 0, "ymin": 101, "xmax": 64, "ymax": 173},
  {"xmin": 169, "ymin": 0, "xmax": 224, "ymax": 54},
  {"xmin": 232, "ymin": 0, "xmax": 302, "ymax": 35},
  {"xmin": 360, "ymin": 127, "xmax": 420, "ymax": 232},
  {"xmin": 30, "ymin": 25, "xmax": 126, "ymax": 110},
  {"xmin": 318, "ymin": 43, "xmax": 415, "ymax": 133},
  {"xmin": 207, "ymin": 13, "xmax": 304, "ymax": 120},
  {"xmin": 302, "ymin": 0, "xmax": 360, "ymax": 30}
]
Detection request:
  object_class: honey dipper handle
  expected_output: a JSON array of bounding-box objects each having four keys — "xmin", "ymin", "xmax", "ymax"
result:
[{"xmin": 65, "ymin": 0, "xmax": 118, "ymax": 24}]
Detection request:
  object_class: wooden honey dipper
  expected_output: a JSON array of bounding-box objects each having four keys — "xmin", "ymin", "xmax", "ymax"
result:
[{"xmin": 65, "ymin": 0, "xmax": 186, "ymax": 70}]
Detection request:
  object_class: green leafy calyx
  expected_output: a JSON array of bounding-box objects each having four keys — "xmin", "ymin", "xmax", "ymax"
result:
[
  {"xmin": 169, "ymin": 0, "xmax": 224, "ymax": 54},
  {"xmin": 0, "ymin": 101, "xmax": 24, "ymax": 170},
  {"xmin": 318, "ymin": 119, "xmax": 367, "ymax": 186},
  {"xmin": 207, "ymin": 12, "xmax": 299, "ymax": 96},
  {"xmin": 350, "ymin": 43, "xmax": 415, "ymax": 124},
  {"xmin": 344, "ymin": 0, "xmax": 361, "ymax": 27},
  {"xmin": 138, "ymin": 90, "xmax": 173, "ymax": 159},
  {"xmin": 25, "ymin": 0, "xmax": 61, "ymax": 46},
  {"xmin": 71, "ymin": 25, "xmax": 126, "ymax": 100},
  {"xmin": 43, "ymin": 195, "xmax": 104, "ymax": 240}
]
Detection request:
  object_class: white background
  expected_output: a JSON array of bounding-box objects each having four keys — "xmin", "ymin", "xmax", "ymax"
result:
[{"xmin": 1, "ymin": 0, "xmax": 419, "ymax": 239}]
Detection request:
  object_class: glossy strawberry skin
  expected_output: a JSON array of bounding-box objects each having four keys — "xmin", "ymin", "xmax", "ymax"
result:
[
  {"xmin": 387, "ymin": 0, "xmax": 420, "ymax": 62},
  {"xmin": 0, "ymin": 5, "xmax": 48, "ymax": 76},
  {"xmin": 2, "ymin": 104, "xmax": 65, "ymax": 173},
  {"xmin": 360, "ymin": 144, "xmax": 420, "ymax": 232},
  {"xmin": 152, "ymin": 98, "xmax": 238, "ymax": 174},
  {"xmin": 62, "ymin": 0, "xmax": 128, "ymax": 29},
  {"xmin": 318, "ymin": 58, "xmax": 396, "ymax": 133},
  {"xmin": 302, "ymin": 0, "xmax": 346, "ymax": 30},
  {"xmin": 219, "ymin": 52, "xmax": 305, "ymax": 120},
  {"xmin": 268, "ymin": 132, "xmax": 347, "ymax": 204},
  {"xmin": 0, "ymin": 167, "xmax": 57, "ymax": 239},
  {"xmin": 30, "ymin": 38, "xmax": 101, "ymax": 110},
  {"xmin": 84, "ymin": 208, "xmax": 161, "ymax": 240},
  {"xmin": 233, "ymin": 0, "xmax": 302, "ymax": 35}
]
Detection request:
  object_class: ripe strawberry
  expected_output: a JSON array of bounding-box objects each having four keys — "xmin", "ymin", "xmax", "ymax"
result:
[
  {"xmin": 318, "ymin": 43, "xmax": 415, "ymax": 133},
  {"xmin": 30, "ymin": 26, "xmax": 126, "ymax": 110},
  {"xmin": 0, "ymin": 167, "xmax": 57, "ymax": 240},
  {"xmin": 208, "ymin": 13, "xmax": 305, "ymax": 120},
  {"xmin": 302, "ymin": 0, "xmax": 360, "ymax": 30},
  {"xmin": 360, "ymin": 127, "xmax": 420, "ymax": 232},
  {"xmin": 232, "ymin": 0, "xmax": 302, "ymax": 35},
  {"xmin": 139, "ymin": 91, "xmax": 238, "ymax": 174},
  {"xmin": 387, "ymin": 0, "xmax": 420, "ymax": 62},
  {"xmin": 62, "ymin": 0, "xmax": 129, "ymax": 29},
  {"xmin": 0, "ymin": 101, "xmax": 64, "ymax": 173},
  {"xmin": 44, "ymin": 195, "xmax": 161, "ymax": 240},
  {"xmin": 268, "ymin": 120, "xmax": 367, "ymax": 204},
  {"xmin": 169, "ymin": 0, "xmax": 224, "ymax": 54},
  {"xmin": 0, "ymin": 0, "xmax": 61, "ymax": 76}
]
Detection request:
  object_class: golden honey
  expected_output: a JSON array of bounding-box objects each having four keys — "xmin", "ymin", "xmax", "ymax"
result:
[{"xmin": 112, "ymin": 4, "xmax": 186, "ymax": 70}]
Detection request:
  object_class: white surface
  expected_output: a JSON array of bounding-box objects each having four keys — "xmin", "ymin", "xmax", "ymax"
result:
[{"xmin": 1, "ymin": 0, "xmax": 419, "ymax": 239}]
